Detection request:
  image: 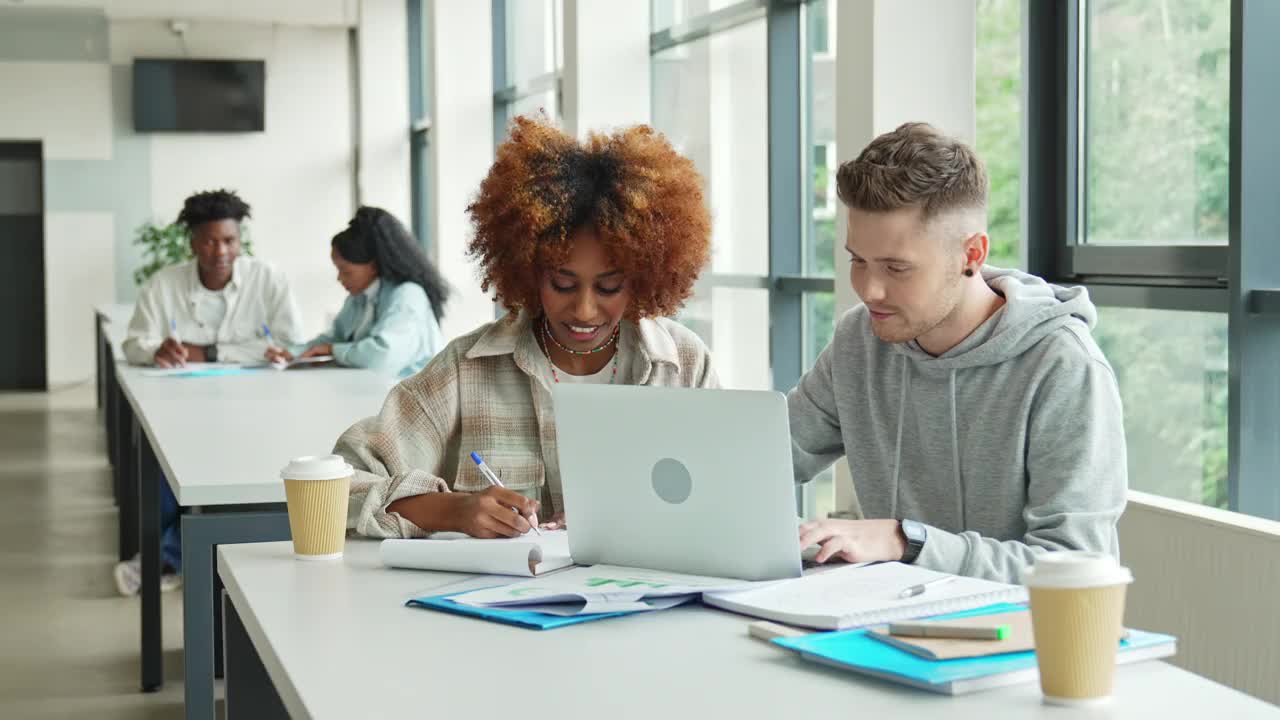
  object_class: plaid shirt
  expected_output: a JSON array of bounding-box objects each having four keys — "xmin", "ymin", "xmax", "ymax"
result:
[{"xmin": 336, "ymin": 312, "xmax": 720, "ymax": 538}]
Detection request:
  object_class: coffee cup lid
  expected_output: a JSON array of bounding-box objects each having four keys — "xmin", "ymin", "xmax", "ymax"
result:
[
  {"xmin": 1024, "ymin": 551, "xmax": 1132, "ymax": 589},
  {"xmin": 280, "ymin": 454, "xmax": 353, "ymax": 481}
]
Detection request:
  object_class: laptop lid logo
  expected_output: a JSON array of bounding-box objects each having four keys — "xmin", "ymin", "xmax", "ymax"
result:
[{"xmin": 651, "ymin": 458, "xmax": 693, "ymax": 504}]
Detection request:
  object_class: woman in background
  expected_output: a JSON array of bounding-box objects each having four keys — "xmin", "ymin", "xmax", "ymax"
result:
[{"xmin": 267, "ymin": 206, "xmax": 449, "ymax": 378}]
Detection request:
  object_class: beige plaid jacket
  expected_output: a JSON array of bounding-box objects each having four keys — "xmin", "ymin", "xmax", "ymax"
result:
[{"xmin": 335, "ymin": 311, "xmax": 720, "ymax": 538}]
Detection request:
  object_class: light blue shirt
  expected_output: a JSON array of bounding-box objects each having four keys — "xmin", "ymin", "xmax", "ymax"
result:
[{"xmin": 295, "ymin": 279, "xmax": 444, "ymax": 378}]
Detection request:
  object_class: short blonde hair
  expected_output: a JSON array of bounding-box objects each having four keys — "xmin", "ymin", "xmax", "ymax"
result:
[{"xmin": 836, "ymin": 122, "xmax": 987, "ymax": 221}]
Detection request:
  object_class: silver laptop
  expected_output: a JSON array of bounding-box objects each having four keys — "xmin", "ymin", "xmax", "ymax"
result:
[{"xmin": 553, "ymin": 384, "xmax": 803, "ymax": 581}]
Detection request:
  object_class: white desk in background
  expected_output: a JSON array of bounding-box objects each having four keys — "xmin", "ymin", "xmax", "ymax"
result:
[
  {"xmin": 93, "ymin": 303, "xmax": 135, "ymax": 552},
  {"xmin": 112, "ymin": 363, "xmax": 394, "ymax": 720},
  {"xmin": 217, "ymin": 540, "xmax": 1280, "ymax": 720}
]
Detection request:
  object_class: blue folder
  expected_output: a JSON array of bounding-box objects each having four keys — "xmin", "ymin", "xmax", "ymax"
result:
[
  {"xmin": 405, "ymin": 588, "xmax": 643, "ymax": 630},
  {"xmin": 774, "ymin": 603, "xmax": 1177, "ymax": 695}
]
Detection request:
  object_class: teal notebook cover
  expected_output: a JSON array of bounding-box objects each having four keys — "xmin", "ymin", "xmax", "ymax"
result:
[
  {"xmin": 406, "ymin": 588, "xmax": 639, "ymax": 630},
  {"xmin": 775, "ymin": 603, "xmax": 1176, "ymax": 688},
  {"xmin": 154, "ymin": 367, "xmax": 257, "ymax": 378}
]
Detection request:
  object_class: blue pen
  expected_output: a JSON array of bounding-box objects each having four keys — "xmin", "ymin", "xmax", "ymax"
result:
[
  {"xmin": 262, "ymin": 324, "xmax": 280, "ymax": 349},
  {"xmin": 470, "ymin": 452, "xmax": 541, "ymax": 535},
  {"xmin": 167, "ymin": 318, "xmax": 187, "ymax": 367}
]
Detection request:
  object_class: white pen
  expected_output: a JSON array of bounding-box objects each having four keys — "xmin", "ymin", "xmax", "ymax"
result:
[
  {"xmin": 469, "ymin": 452, "xmax": 541, "ymax": 535},
  {"xmin": 897, "ymin": 574, "xmax": 958, "ymax": 599}
]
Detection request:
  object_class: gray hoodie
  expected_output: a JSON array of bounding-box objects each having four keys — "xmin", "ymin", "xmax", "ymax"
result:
[{"xmin": 789, "ymin": 267, "xmax": 1127, "ymax": 583}]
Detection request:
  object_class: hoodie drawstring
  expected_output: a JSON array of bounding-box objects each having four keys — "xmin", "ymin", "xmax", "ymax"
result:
[
  {"xmin": 891, "ymin": 357, "xmax": 908, "ymax": 518},
  {"xmin": 949, "ymin": 369, "xmax": 966, "ymax": 527}
]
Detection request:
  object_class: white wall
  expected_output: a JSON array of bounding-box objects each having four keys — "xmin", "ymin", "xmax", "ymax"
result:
[
  {"xmin": 427, "ymin": 0, "xmax": 496, "ymax": 338},
  {"xmin": 831, "ymin": 0, "xmax": 977, "ymax": 511},
  {"xmin": 0, "ymin": 62, "xmax": 113, "ymax": 159},
  {"xmin": 0, "ymin": 61, "xmax": 116, "ymax": 387},
  {"xmin": 17, "ymin": 0, "xmax": 357, "ymax": 26},
  {"xmin": 111, "ymin": 20, "xmax": 355, "ymax": 341}
]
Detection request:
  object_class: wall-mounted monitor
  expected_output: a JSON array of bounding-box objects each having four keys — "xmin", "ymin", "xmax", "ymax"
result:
[{"xmin": 133, "ymin": 59, "xmax": 265, "ymax": 132}]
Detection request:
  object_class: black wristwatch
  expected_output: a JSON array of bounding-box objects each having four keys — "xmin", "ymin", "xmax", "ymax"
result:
[
  {"xmin": 206, "ymin": 344, "xmax": 218, "ymax": 362},
  {"xmin": 900, "ymin": 519, "xmax": 927, "ymax": 564}
]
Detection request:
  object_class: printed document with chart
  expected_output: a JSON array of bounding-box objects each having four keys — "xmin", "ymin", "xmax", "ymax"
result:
[{"xmin": 449, "ymin": 565, "xmax": 763, "ymax": 615}]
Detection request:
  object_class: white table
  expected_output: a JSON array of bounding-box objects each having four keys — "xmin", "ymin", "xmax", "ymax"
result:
[
  {"xmin": 93, "ymin": 304, "xmax": 134, "ymax": 551},
  {"xmin": 218, "ymin": 540, "xmax": 1280, "ymax": 720},
  {"xmin": 112, "ymin": 362, "xmax": 395, "ymax": 719}
]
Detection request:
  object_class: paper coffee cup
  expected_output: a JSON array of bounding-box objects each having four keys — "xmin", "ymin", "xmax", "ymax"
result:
[
  {"xmin": 1025, "ymin": 552, "xmax": 1133, "ymax": 706},
  {"xmin": 280, "ymin": 455, "xmax": 353, "ymax": 560}
]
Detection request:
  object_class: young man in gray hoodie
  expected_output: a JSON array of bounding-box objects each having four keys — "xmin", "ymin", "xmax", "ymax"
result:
[{"xmin": 792, "ymin": 123, "xmax": 1127, "ymax": 583}]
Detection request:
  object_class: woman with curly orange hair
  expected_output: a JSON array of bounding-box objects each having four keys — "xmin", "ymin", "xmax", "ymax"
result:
[{"xmin": 334, "ymin": 116, "xmax": 717, "ymax": 539}]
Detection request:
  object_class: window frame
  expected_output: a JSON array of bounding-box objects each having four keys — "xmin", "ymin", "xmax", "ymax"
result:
[
  {"xmin": 650, "ymin": 0, "xmax": 835, "ymax": 516},
  {"xmin": 492, "ymin": 0, "xmax": 564, "ymax": 150},
  {"xmin": 408, "ymin": 0, "xmax": 432, "ymax": 249}
]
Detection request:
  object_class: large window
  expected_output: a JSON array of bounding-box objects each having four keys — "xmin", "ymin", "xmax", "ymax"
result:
[
  {"xmin": 654, "ymin": 8, "xmax": 771, "ymax": 391},
  {"xmin": 804, "ymin": 0, "xmax": 836, "ymax": 369},
  {"xmin": 1084, "ymin": 0, "xmax": 1230, "ymax": 247},
  {"xmin": 493, "ymin": 0, "xmax": 563, "ymax": 144},
  {"xmin": 1081, "ymin": 0, "xmax": 1230, "ymax": 509},
  {"xmin": 976, "ymin": 0, "xmax": 1022, "ymax": 269},
  {"xmin": 1095, "ymin": 308, "xmax": 1228, "ymax": 507},
  {"xmin": 1023, "ymin": 0, "xmax": 1267, "ymax": 514}
]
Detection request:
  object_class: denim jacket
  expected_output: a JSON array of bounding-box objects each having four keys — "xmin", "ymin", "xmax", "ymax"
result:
[{"xmin": 295, "ymin": 279, "xmax": 444, "ymax": 378}]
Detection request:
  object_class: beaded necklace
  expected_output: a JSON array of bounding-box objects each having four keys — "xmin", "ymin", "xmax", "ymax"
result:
[
  {"xmin": 542, "ymin": 317, "xmax": 619, "ymax": 355},
  {"xmin": 538, "ymin": 320, "xmax": 619, "ymax": 384}
]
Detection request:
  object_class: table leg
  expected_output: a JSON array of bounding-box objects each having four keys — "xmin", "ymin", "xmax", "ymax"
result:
[
  {"xmin": 222, "ymin": 590, "xmax": 290, "ymax": 720},
  {"xmin": 95, "ymin": 315, "xmax": 104, "ymax": 411},
  {"xmin": 138, "ymin": 425, "xmax": 163, "ymax": 692},
  {"xmin": 117, "ymin": 395, "xmax": 137, "ymax": 561},
  {"xmin": 183, "ymin": 511, "xmax": 291, "ymax": 720}
]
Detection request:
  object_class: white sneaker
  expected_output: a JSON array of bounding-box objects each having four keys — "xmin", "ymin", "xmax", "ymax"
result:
[
  {"xmin": 113, "ymin": 557, "xmax": 141, "ymax": 597},
  {"xmin": 160, "ymin": 571, "xmax": 183, "ymax": 593},
  {"xmin": 114, "ymin": 556, "xmax": 183, "ymax": 596}
]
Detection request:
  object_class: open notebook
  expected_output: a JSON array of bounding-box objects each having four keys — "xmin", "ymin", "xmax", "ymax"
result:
[
  {"xmin": 702, "ymin": 562, "xmax": 1027, "ymax": 630},
  {"xmin": 380, "ymin": 530, "xmax": 573, "ymax": 577}
]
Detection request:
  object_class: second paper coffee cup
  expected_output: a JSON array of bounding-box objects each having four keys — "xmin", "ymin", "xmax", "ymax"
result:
[
  {"xmin": 280, "ymin": 454, "xmax": 353, "ymax": 560},
  {"xmin": 1025, "ymin": 551, "xmax": 1133, "ymax": 706}
]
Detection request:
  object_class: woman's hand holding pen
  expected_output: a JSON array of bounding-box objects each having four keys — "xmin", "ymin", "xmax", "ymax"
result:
[
  {"xmin": 264, "ymin": 346, "xmax": 293, "ymax": 364},
  {"xmin": 452, "ymin": 488, "xmax": 541, "ymax": 538},
  {"xmin": 387, "ymin": 487, "xmax": 541, "ymax": 539}
]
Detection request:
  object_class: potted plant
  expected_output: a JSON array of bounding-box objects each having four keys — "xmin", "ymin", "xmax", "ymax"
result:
[{"xmin": 132, "ymin": 221, "xmax": 254, "ymax": 286}]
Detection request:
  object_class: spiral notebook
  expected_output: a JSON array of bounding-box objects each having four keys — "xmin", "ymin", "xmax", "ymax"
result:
[
  {"xmin": 380, "ymin": 530, "xmax": 574, "ymax": 577},
  {"xmin": 702, "ymin": 562, "xmax": 1027, "ymax": 630}
]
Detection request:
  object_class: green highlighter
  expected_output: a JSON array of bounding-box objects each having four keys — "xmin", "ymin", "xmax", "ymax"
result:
[{"xmin": 887, "ymin": 621, "xmax": 1012, "ymax": 641}]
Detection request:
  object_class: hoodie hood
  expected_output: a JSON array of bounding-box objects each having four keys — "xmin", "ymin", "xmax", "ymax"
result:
[{"xmin": 890, "ymin": 266, "xmax": 1097, "ymax": 371}]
